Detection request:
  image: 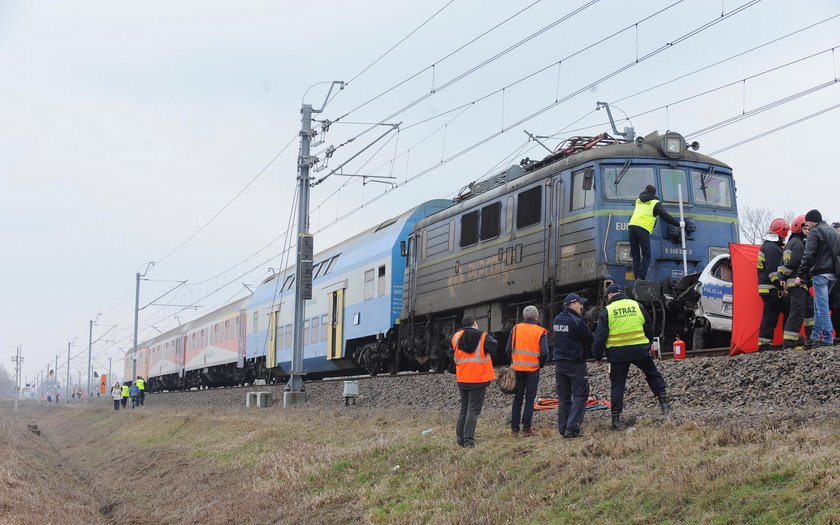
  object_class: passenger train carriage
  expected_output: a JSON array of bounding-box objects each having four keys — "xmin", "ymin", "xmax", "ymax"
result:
[{"xmin": 129, "ymin": 129, "xmax": 739, "ymax": 389}]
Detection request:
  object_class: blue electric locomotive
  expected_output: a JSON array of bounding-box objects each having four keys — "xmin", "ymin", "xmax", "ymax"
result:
[{"xmin": 394, "ymin": 129, "xmax": 738, "ymax": 367}]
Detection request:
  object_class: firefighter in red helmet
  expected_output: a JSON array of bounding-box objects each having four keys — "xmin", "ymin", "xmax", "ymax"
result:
[
  {"xmin": 757, "ymin": 218, "xmax": 789, "ymax": 351},
  {"xmin": 777, "ymin": 215, "xmax": 814, "ymax": 350}
]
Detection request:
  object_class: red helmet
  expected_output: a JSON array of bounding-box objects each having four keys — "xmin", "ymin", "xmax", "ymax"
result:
[
  {"xmin": 790, "ymin": 214, "xmax": 807, "ymax": 234},
  {"xmin": 768, "ymin": 218, "xmax": 790, "ymax": 239}
]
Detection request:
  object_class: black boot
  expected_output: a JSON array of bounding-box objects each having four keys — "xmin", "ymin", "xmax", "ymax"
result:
[
  {"xmin": 611, "ymin": 414, "xmax": 622, "ymax": 431},
  {"xmin": 658, "ymin": 394, "xmax": 672, "ymax": 414}
]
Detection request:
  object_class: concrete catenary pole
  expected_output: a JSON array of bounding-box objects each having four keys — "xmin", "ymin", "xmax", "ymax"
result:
[
  {"xmin": 66, "ymin": 342, "xmax": 71, "ymax": 399},
  {"xmin": 132, "ymin": 263, "xmax": 154, "ymax": 382},
  {"xmin": 285, "ymin": 103, "xmax": 314, "ymax": 407},
  {"xmin": 87, "ymin": 319, "xmax": 93, "ymax": 400}
]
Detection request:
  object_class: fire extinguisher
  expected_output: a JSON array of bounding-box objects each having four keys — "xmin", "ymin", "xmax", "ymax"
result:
[{"xmin": 673, "ymin": 336, "xmax": 686, "ymax": 360}]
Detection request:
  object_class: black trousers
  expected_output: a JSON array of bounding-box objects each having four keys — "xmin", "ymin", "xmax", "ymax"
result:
[
  {"xmin": 609, "ymin": 356, "xmax": 666, "ymax": 415},
  {"xmin": 758, "ymin": 292, "xmax": 788, "ymax": 345},
  {"xmin": 511, "ymin": 370, "xmax": 540, "ymax": 431},
  {"xmin": 555, "ymin": 361, "xmax": 589, "ymax": 435},
  {"xmin": 783, "ymin": 286, "xmax": 813, "ymax": 345},
  {"xmin": 629, "ymin": 225, "xmax": 652, "ymax": 280},
  {"xmin": 456, "ymin": 385, "xmax": 487, "ymax": 447}
]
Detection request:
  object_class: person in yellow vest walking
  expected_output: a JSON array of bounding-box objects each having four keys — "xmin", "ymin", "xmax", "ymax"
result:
[
  {"xmin": 120, "ymin": 382, "xmax": 130, "ymax": 409},
  {"xmin": 506, "ymin": 305, "xmax": 548, "ymax": 437},
  {"xmin": 136, "ymin": 376, "xmax": 146, "ymax": 406},
  {"xmin": 592, "ymin": 284, "xmax": 671, "ymax": 430},
  {"xmin": 452, "ymin": 316, "xmax": 497, "ymax": 448},
  {"xmin": 628, "ymin": 185, "xmax": 683, "ymax": 280}
]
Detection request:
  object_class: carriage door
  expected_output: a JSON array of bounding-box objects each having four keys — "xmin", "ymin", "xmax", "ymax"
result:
[
  {"xmin": 327, "ymin": 288, "xmax": 345, "ymax": 360},
  {"xmin": 178, "ymin": 336, "xmax": 186, "ymax": 378},
  {"xmin": 236, "ymin": 311, "xmax": 246, "ymax": 368},
  {"xmin": 267, "ymin": 310, "xmax": 278, "ymax": 368}
]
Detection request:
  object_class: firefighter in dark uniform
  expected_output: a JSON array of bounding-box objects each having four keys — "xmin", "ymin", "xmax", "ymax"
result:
[
  {"xmin": 592, "ymin": 284, "xmax": 671, "ymax": 431},
  {"xmin": 757, "ymin": 218, "xmax": 789, "ymax": 351},
  {"xmin": 778, "ymin": 215, "xmax": 813, "ymax": 350},
  {"xmin": 628, "ymin": 184, "xmax": 683, "ymax": 280}
]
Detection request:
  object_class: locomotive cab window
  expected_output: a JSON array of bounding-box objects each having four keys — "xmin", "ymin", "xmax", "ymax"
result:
[
  {"xmin": 603, "ymin": 165, "xmax": 654, "ymax": 200},
  {"xmin": 459, "ymin": 210, "xmax": 479, "ymax": 247},
  {"xmin": 691, "ymin": 169, "xmax": 733, "ymax": 208},
  {"xmin": 480, "ymin": 202, "xmax": 501, "ymax": 241},
  {"xmin": 660, "ymin": 168, "xmax": 689, "ymax": 203},
  {"xmin": 571, "ymin": 169, "xmax": 594, "ymax": 211},
  {"xmin": 516, "ymin": 186, "xmax": 542, "ymax": 229}
]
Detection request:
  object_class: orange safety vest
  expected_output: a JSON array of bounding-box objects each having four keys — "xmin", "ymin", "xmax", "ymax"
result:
[
  {"xmin": 510, "ymin": 323, "xmax": 546, "ymax": 372},
  {"xmin": 451, "ymin": 330, "xmax": 496, "ymax": 383}
]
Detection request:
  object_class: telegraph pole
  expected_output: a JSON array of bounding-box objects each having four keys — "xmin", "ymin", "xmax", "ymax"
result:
[
  {"xmin": 108, "ymin": 357, "xmax": 112, "ymax": 390},
  {"xmin": 12, "ymin": 346, "xmax": 23, "ymax": 411},
  {"xmin": 54, "ymin": 355, "xmax": 59, "ymax": 402},
  {"xmin": 66, "ymin": 342, "xmax": 71, "ymax": 399},
  {"xmin": 88, "ymin": 319, "xmax": 93, "ymax": 400},
  {"xmin": 132, "ymin": 263, "xmax": 154, "ymax": 382}
]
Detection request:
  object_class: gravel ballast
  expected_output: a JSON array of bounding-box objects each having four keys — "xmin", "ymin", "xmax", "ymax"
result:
[{"xmin": 147, "ymin": 348, "xmax": 840, "ymax": 426}]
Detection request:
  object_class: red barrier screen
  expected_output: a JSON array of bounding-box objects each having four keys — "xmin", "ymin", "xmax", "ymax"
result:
[{"xmin": 730, "ymin": 243, "xmax": 784, "ymax": 356}]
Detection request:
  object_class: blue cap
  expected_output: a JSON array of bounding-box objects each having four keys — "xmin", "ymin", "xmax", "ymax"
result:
[
  {"xmin": 606, "ymin": 284, "xmax": 623, "ymax": 295},
  {"xmin": 563, "ymin": 293, "xmax": 587, "ymax": 306}
]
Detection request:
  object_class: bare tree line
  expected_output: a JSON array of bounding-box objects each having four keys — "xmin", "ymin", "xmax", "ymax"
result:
[{"xmin": 739, "ymin": 206, "xmax": 796, "ymax": 245}]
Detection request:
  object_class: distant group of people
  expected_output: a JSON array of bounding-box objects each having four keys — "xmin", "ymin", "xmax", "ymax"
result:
[
  {"xmin": 758, "ymin": 210, "xmax": 840, "ymax": 351},
  {"xmin": 452, "ymin": 289, "xmax": 669, "ymax": 447},
  {"xmin": 111, "ymin": 377, "xmax": 146, "ymax": 410}
]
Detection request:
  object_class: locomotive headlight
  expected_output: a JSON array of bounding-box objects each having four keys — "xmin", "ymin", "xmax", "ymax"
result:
[
  {"xmin": 616, "ymin": 242, "xmax": 632, "ymax": 264},
  {"xmin": 661, "ymin": 132, "xmax": 685, "ymax": 159},
  {"xmin": 709, "ymin": 246, "xmax": 729, "ymax": 259}
]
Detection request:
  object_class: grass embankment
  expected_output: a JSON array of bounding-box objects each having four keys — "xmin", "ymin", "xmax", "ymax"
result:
[{"xmin": 6, "ymin": 403, "xmax": 840, "ymax": 524}]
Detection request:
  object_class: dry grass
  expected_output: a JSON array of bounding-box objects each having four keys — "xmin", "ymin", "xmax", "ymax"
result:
[{"xmin": 3, "ymin": 401, "xmax": 840, "ymax": 524}]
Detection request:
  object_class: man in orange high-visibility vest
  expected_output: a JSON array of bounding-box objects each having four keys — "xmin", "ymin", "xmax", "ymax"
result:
[
  {"xmin": 506, "ymin": 305, "xmax": 548, "ymax": 437},
  {"xmin": 452, "ymin": 316, "xmax": 497, "ymax": 449}
]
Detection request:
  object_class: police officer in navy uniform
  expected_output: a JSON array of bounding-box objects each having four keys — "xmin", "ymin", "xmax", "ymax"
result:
[
  {"xmin": 593, "ymin": 284, "xmax": 671, "ymax": 430},
  {"xmin": 552, "ymin": 293, "xmax": 593, "ymax": 438}
]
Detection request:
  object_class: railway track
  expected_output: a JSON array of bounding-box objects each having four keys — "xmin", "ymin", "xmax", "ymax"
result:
[{"xmin": 152, "ymin": 349, "xmax": 733, "ymax": 396}]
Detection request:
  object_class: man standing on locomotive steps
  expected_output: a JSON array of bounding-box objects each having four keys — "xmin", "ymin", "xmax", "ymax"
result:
[
  {"xmin": 506, "ymin": 305, "xmax": 549, "ymax": 437},
  {"xmin": 593, "ymin": 284, "xmax": 671, "ymax": 430},
  {"xmin": 552, "ymin": 293, "xmax": 593, "ymax": 438},
  {"xmin": 628, "ymin": 184, "xmax": 684, "ymax": 280},
  {"xmin": 452, "ymin": 316, "xmax": 497, "ymax": 448}
]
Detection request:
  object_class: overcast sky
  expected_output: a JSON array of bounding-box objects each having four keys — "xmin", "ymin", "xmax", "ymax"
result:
[{"xmin": 2, "ymin": 0, "xmax": 838, "ymax": 384}]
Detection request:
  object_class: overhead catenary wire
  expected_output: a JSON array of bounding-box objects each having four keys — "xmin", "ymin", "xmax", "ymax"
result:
[
  {"xmin": 325, "ymin": 0, "xmax": 457, "ymax": 108},
  {"xmin": 87, "ymin": 0, "xmax": 763, "ymax": 354},
  {"xmin": 154, "ymin": 134, "xmax": 298, "ymax": 266},
  {"xmin": 709, "ymin": 102, "xmax": 840, "ymax": 155}
]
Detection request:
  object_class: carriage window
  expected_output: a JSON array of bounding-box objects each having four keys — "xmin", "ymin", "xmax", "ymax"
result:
[
  {"xmin": 603, "ymin": 166, "xmax": 654, "ymax": 200},
  {"xmin": 506, "ymin": 197, "xmax": 514, "ymax": 233},
  {"xmin": 660, "ymin": 168, "xmax": 688, "ymax": 203},
  {"xmin": 378, "ymin": 265, "xmax": 387, "ymax": 296},
  {"xmin": 320, "ymin": 314, "xmax": 329, "ymax": 342},
  {"xmin": 311, "ymin": 317, "xmax": 319, "ymax": 344},
  {"xmin": 516, "ymin": 186, "xmax": 542, "ymax": 229},
  {"xmin": 571, "ymin": 169, "xmax": 594, "ymax": 210},
  {"xmin": 303, "ymin": 320, "xmax": 310, "ymax": 345},
  {"xmin": 691, "ymin": 170, "xmax": 733, "ymax": 208},
  {"xmin": 284, "ymin": 324, "xmax": 293, "ymax": 348},
  {"xmin": 324, "ymin": 255, "xmax": 339, "ymax": 275},
  {"xmin": 460, "ymin": 210, "xmax": 479, "ymax": 247},
  {"xmin": 364, "ymin": 269, "xmax": 375, "ymax": 300},
  {"xmin": 253, "ymin": 311, "xmax": 259, "ymax": 333},
  {"xmin": 480, "ymin": 202, "xmax": 501, "ymax": 241},
  {"xmin": 277, "ymin": 323, "xmax": 284, "ymax": 349}
]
